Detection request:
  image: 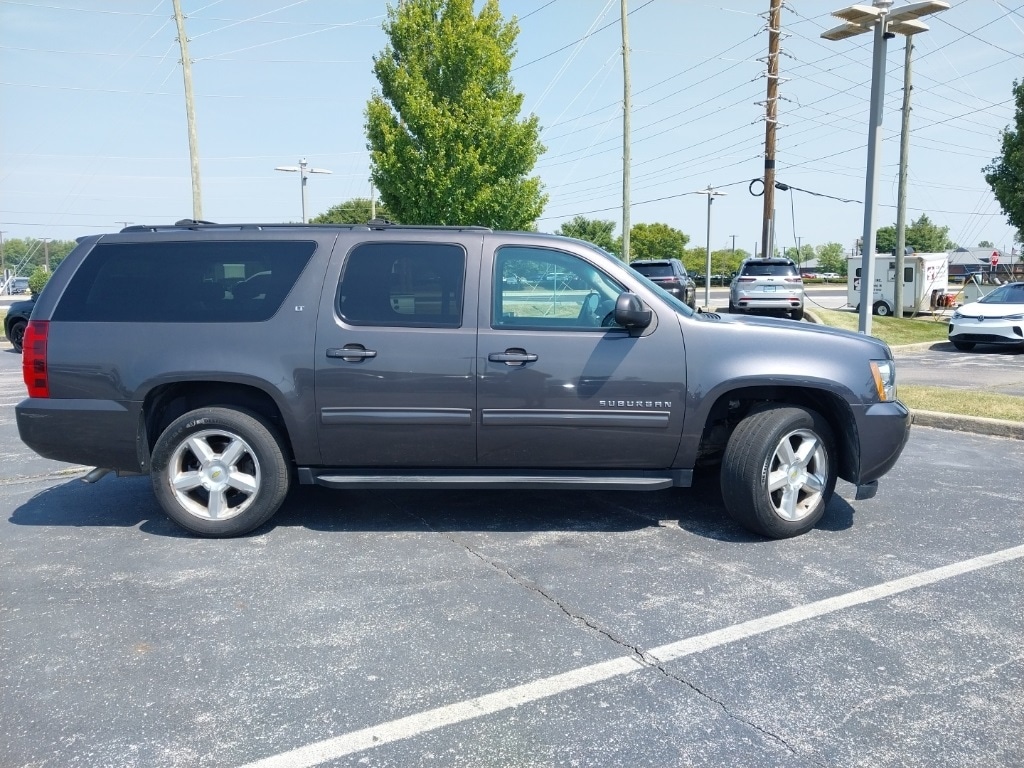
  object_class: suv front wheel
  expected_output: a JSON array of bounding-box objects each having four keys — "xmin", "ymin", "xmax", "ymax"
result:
[
  {"xmin": 720, "ymin": 406, "xmax": 836, "ymax": 538},
  {"xmin": 151, "ymin": 407, "xmax": 291, "ymax": 537}
]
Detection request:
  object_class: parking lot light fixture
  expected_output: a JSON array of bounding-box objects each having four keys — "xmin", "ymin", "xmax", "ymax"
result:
[
  {"xmin": 275, "ymin": 157, "xmax": 333, "ymax": 224},
  {"xmin": 821, "ymin": 1, "xmax": 949, "ymax": 335}
]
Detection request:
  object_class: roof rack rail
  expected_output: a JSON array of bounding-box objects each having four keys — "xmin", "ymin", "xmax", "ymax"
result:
[{"xmin": 117, "ymin": 220, "xmax": 494, "ymax": 233}]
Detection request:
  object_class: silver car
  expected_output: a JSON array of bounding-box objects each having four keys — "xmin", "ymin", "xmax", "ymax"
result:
[{"xmin": 729, "ymin": 257, "xmax": 804, "ymax": 320}]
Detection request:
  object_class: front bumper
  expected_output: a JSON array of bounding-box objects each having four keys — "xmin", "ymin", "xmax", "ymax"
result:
[
  {"xmin": 949, "ymin": 318, "xmax": 1024, "ymax": 346},
  {"xmin": 852, "ymin": 399, "xmax": 912, "ymax": 484}
]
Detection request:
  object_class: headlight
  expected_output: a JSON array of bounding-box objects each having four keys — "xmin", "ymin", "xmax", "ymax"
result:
[
  {"xmin": 1005, "ymin": 314, "xmax": 1024, "ymax": 321},
  {"xmin": 870, "ymin": 359, "xmax": 896, "ymax": 402},
  {"xmin": 951, "ymin": 310, "xmax": 962, "ymax": 320}
]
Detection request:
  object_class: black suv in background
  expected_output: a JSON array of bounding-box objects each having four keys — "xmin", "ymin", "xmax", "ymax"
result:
[
  {"xmin": 3, "ymin": 295, "xmax": 35, "ymax": 353},
  {"xmin": 629, "ymin": 258, "xmax": 697, "ymax": 309},
  {"xmin": 16, "ymin": 221, "xmax": 910, "ymax": 539}
]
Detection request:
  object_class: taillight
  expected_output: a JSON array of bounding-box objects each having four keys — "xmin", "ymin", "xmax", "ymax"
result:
[
  {"xmin": 22, "ymin": 320, "xmax": 50, "ymax": 398},
  {"xmin": 785, "ymin": 277, "xmax": 803, "ymax": 283},
  {"xmin": 737, "ymin": 277, "xmax": 756, "ymax": 283}
]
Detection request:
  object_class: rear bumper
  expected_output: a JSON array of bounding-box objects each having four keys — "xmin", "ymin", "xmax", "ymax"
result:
[
  {"xmin": 16, "ymin": 398, "xmax": 145, "ymax": 472},
  {"xmin": 734, "ymin": 296, "xmax": 803, "ymax": 310}
]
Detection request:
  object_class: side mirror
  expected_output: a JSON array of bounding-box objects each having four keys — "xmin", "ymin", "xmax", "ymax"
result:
[{"xmin": 614, "ymin": 292, "xmax": 652, "ymax": 329}]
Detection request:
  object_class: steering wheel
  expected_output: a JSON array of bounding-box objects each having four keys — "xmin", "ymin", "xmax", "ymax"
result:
[
  {"xmin": 578, "ymin": 292, "xmax": 600, "ymax": 324},
  {"xmin": 598, "ymin": 300, "xmax": 617, "ymax": 327}
]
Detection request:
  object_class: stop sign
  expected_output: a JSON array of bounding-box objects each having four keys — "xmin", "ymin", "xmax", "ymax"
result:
[{"xmin": 992, "ymin": 250, "xmax": 1000, "ymax": 265}]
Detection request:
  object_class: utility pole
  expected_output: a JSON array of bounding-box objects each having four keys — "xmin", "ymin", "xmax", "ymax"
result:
[
  {"xmin": 42, "ymin": 238, "xmax": 50, "ymax": 272},
  {"xmin": 172, "ymin": 0, "xmax": 203, "ymax": 220},
  {"xmin": 760, "ymin": 0, "xmax": 782, "ymax": 261},
  {"xmin": 894, "ymin": 37, "xmax": 913, "ymax": 319},
  {"xmin": 620, "ymin": 0, "xmax": 632, "ymax": 262},
  {"xmin": 730, "ymin": 234, "xmax": 736, "ymax": 255}
]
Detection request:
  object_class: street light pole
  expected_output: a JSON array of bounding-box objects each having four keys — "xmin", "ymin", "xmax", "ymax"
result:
[
  {"xmin": 821, "ymin": 0, "xmax": 949, "ymax": 335},
  {"xmin": 696, "ymin": 186, "xmax": 726, "ymax": 309},
  {"xmin": 274, "ymin": 158, "xmax": 332, "ymax": 223}
]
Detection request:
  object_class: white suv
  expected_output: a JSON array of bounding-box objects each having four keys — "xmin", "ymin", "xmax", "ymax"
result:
[{"xmin": 729, "ymin": 258, "xmax": 804, "ymax": 320}]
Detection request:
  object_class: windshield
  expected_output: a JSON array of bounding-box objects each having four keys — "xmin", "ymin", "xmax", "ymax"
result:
[{"xmin": 979, "ymin": 283, "xmax": 1024, "ymax": 305}]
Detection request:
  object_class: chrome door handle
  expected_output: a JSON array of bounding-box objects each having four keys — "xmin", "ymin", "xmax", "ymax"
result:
[
  {"xmin": 488, "ymin": 349, "xmax": 538, "ymax": 366},
  {"xmin": 327, "ymin": 345, "xmax": 377, "ymax": 362}
]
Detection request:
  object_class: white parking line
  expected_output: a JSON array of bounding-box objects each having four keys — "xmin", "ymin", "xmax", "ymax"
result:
[{"xmin": 239, "ymin": 544, "xmax": 1024, "ymax": 768}]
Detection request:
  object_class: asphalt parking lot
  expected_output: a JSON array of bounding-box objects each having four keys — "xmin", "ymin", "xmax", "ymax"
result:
[{"xmin": 1, "ymin": 345, "xmax": 1022, "ymax": 768}]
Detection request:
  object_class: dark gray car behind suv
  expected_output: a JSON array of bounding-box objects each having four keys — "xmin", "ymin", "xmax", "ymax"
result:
[{"xmin": 16, "ymin": 221, "xmax": 910, "ymax": 539}]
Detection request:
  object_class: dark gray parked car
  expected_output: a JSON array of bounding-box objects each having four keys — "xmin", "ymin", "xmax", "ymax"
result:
[{"xmin": 16, "ymin": 222, "xmax": 910, "ymax": 539}]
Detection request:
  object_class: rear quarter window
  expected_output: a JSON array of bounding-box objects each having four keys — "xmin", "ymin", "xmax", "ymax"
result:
[{"xmin": 52, "ymin": 240, "xmax": 316, "ymax": 323}]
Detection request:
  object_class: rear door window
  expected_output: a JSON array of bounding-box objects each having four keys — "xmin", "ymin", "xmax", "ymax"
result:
[
  {"xmin": 53, "ymin": 240, "xmax": 316, "ymax": 322},
  {"xmin": 336, "ymin": 242, "xmax": 465, "ymax": 327}
]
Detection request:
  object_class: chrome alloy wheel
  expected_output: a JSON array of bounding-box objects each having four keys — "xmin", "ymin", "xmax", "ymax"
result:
[
  {"xmin": 765, "ymin": 428, "xmax": 828, "ymax": 522},
  {"xmin": 167, "ymin": 429, "xmax": 262, "ymax": 521}
]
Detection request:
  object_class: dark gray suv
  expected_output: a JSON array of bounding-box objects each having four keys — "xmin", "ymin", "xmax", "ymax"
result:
[{"xmin": 16, "ymin": 222, "xmax": 910, "ymax": 539}]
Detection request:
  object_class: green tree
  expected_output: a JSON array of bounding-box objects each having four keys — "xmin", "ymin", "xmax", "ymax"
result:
[
  {"xmin": 984, "ymin": 80, "xmax": 1024, "ymax": 237},
  {"xmin": 627, "ymin": 222, "xmax": 689, "ymax": 263},
  {"xmin": 875, "ymin": 214, "xmax": 952, "ymax": 254},
  {"xmin": 1, "ymin": 237, "xmax": 76, "ymax": 275},
  {"xmin": 556, "ymin": 216, "xmax": 618, "ymax": 253},
  {"xmin": 312, "ymin": 198, "xmax": 395, "ymax": 224},
  {"xmin": 815, "ymin": 242, "xmax": 847, "ymax": 275},
  {"xmin": 366, "ymin": 0, "xmax": 546, "ymax": 229},
  {"xmin": 978, "ymin": 240, "xmax": 994, "ymax": 248},
  {"xmin": 28, "ymin": 266, "xmax": 52, "ymax": 295},
  {"xmin": 784, "ymin": 244, "xmax": 816, "ymax": 268}
]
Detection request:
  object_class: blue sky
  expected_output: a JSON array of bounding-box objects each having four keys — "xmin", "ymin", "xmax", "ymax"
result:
[{"xmin": 1, "ymin": 0, "xmax": 1021, "ymax": 255}]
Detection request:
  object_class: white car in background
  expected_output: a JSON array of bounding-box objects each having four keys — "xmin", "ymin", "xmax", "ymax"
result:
[{"xmin": 948, "ymin": 281, "xmax": 1024, "ymax": 351}]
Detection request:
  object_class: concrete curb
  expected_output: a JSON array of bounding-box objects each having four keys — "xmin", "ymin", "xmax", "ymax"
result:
[{"xmin": 912, "ymin": 410, "xmax": 1024, "ymax": 440}]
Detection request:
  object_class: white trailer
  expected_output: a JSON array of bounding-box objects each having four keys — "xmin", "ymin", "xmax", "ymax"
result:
[{"xmin": 846, "ymin": 253, "xmax": 949, "ymax": 316}]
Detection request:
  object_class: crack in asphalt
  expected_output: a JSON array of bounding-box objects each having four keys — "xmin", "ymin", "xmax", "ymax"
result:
[{"xmin": 399, "ymin": 502, "xmax": 819, "ymax": 764}]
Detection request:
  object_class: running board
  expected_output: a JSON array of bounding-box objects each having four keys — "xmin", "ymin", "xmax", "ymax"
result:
[{"xmin": 297, "ymin": 468, "xmax": 692, "ymax": 491}]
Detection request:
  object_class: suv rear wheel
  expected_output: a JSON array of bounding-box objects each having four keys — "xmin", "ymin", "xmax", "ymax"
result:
[
  {"xmin": 151, "ymin": 407, "xmax": 290, "ymax": 537},
  {"xmin": 720, "ymin": 406, "xmax": 836, "ymax": 538}
]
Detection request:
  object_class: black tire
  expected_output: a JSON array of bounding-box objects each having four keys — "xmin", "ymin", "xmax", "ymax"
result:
[
  {"xmin": 9, "ymin": 319, "xmax": 27, "ymax": 353},
  {"xmin": 790, "ymin": 307, "xmax": 805, "ymax": 321},
  {"xmin": 720, "ymin": 406, "xmax": 837, "ymax": 539},
  {"xmin": 951, "ymin": 339, "xmax": 976, "ymax": 352},
  {"xmin": 873, "ymin": 301, "xmax": 891, "ymax": 317},
  {"xmin": 150, "ymin": 407, "xmax": 290, "ymax": 537}
]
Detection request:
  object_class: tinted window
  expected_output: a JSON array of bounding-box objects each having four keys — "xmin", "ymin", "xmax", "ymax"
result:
[
  {"xmin": 633, "ymin": 264, "xmax": 674, "ymax": 278},
  {"xmin": 742, "ymin": 262, "xmax": 797, "ymax": 277},
  {"xmin": 337, "ymin": 242, "xmax": 465, "ymax": 327},
  {"xmin": 53, "ymin": 240, "xmax": 316, "ymax": 323}
]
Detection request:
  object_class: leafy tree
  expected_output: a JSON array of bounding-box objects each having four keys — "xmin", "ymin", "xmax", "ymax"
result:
[
  {"xmin": 978, "ymin": 240, "xmax": 994, "ymax": 248},
  {"xmin": 366, "ymin": 0, "xmax": 546, "ymax": 229},
  {"xmin": 783, "ymin": 244, "xmax": 816, "ymax": 268},
  {"xmin": 1, "ymin": 237, "xmax": 76, "ymax": 275},
  {"xmin": 312, "ymin": 198, "xmax": 395, "ymax": 224},
  {"xmin": 984, "ymin": 80, "xmax": 1024, "ymax": 237},
  {"xmin": 28, "ymin": 266, "xmax": 52, "ymax": 295},
  {"xmin": 875, "ymin": 214, "xmax": 952, "ymax": 254},
  {"xmin": 556, "ymin": 216, "xmax": 618, "ymax": 253},
  {"xmin": 815, "ymin": 242, "xmax": 846, "ymax": 275},
  {"xmin": 627, "ymin": 222, "xmax": 689, "ymax": 263},
  {"xmin": 682, "ymin": 246, "xmax": 745, "ymax": 278}
]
